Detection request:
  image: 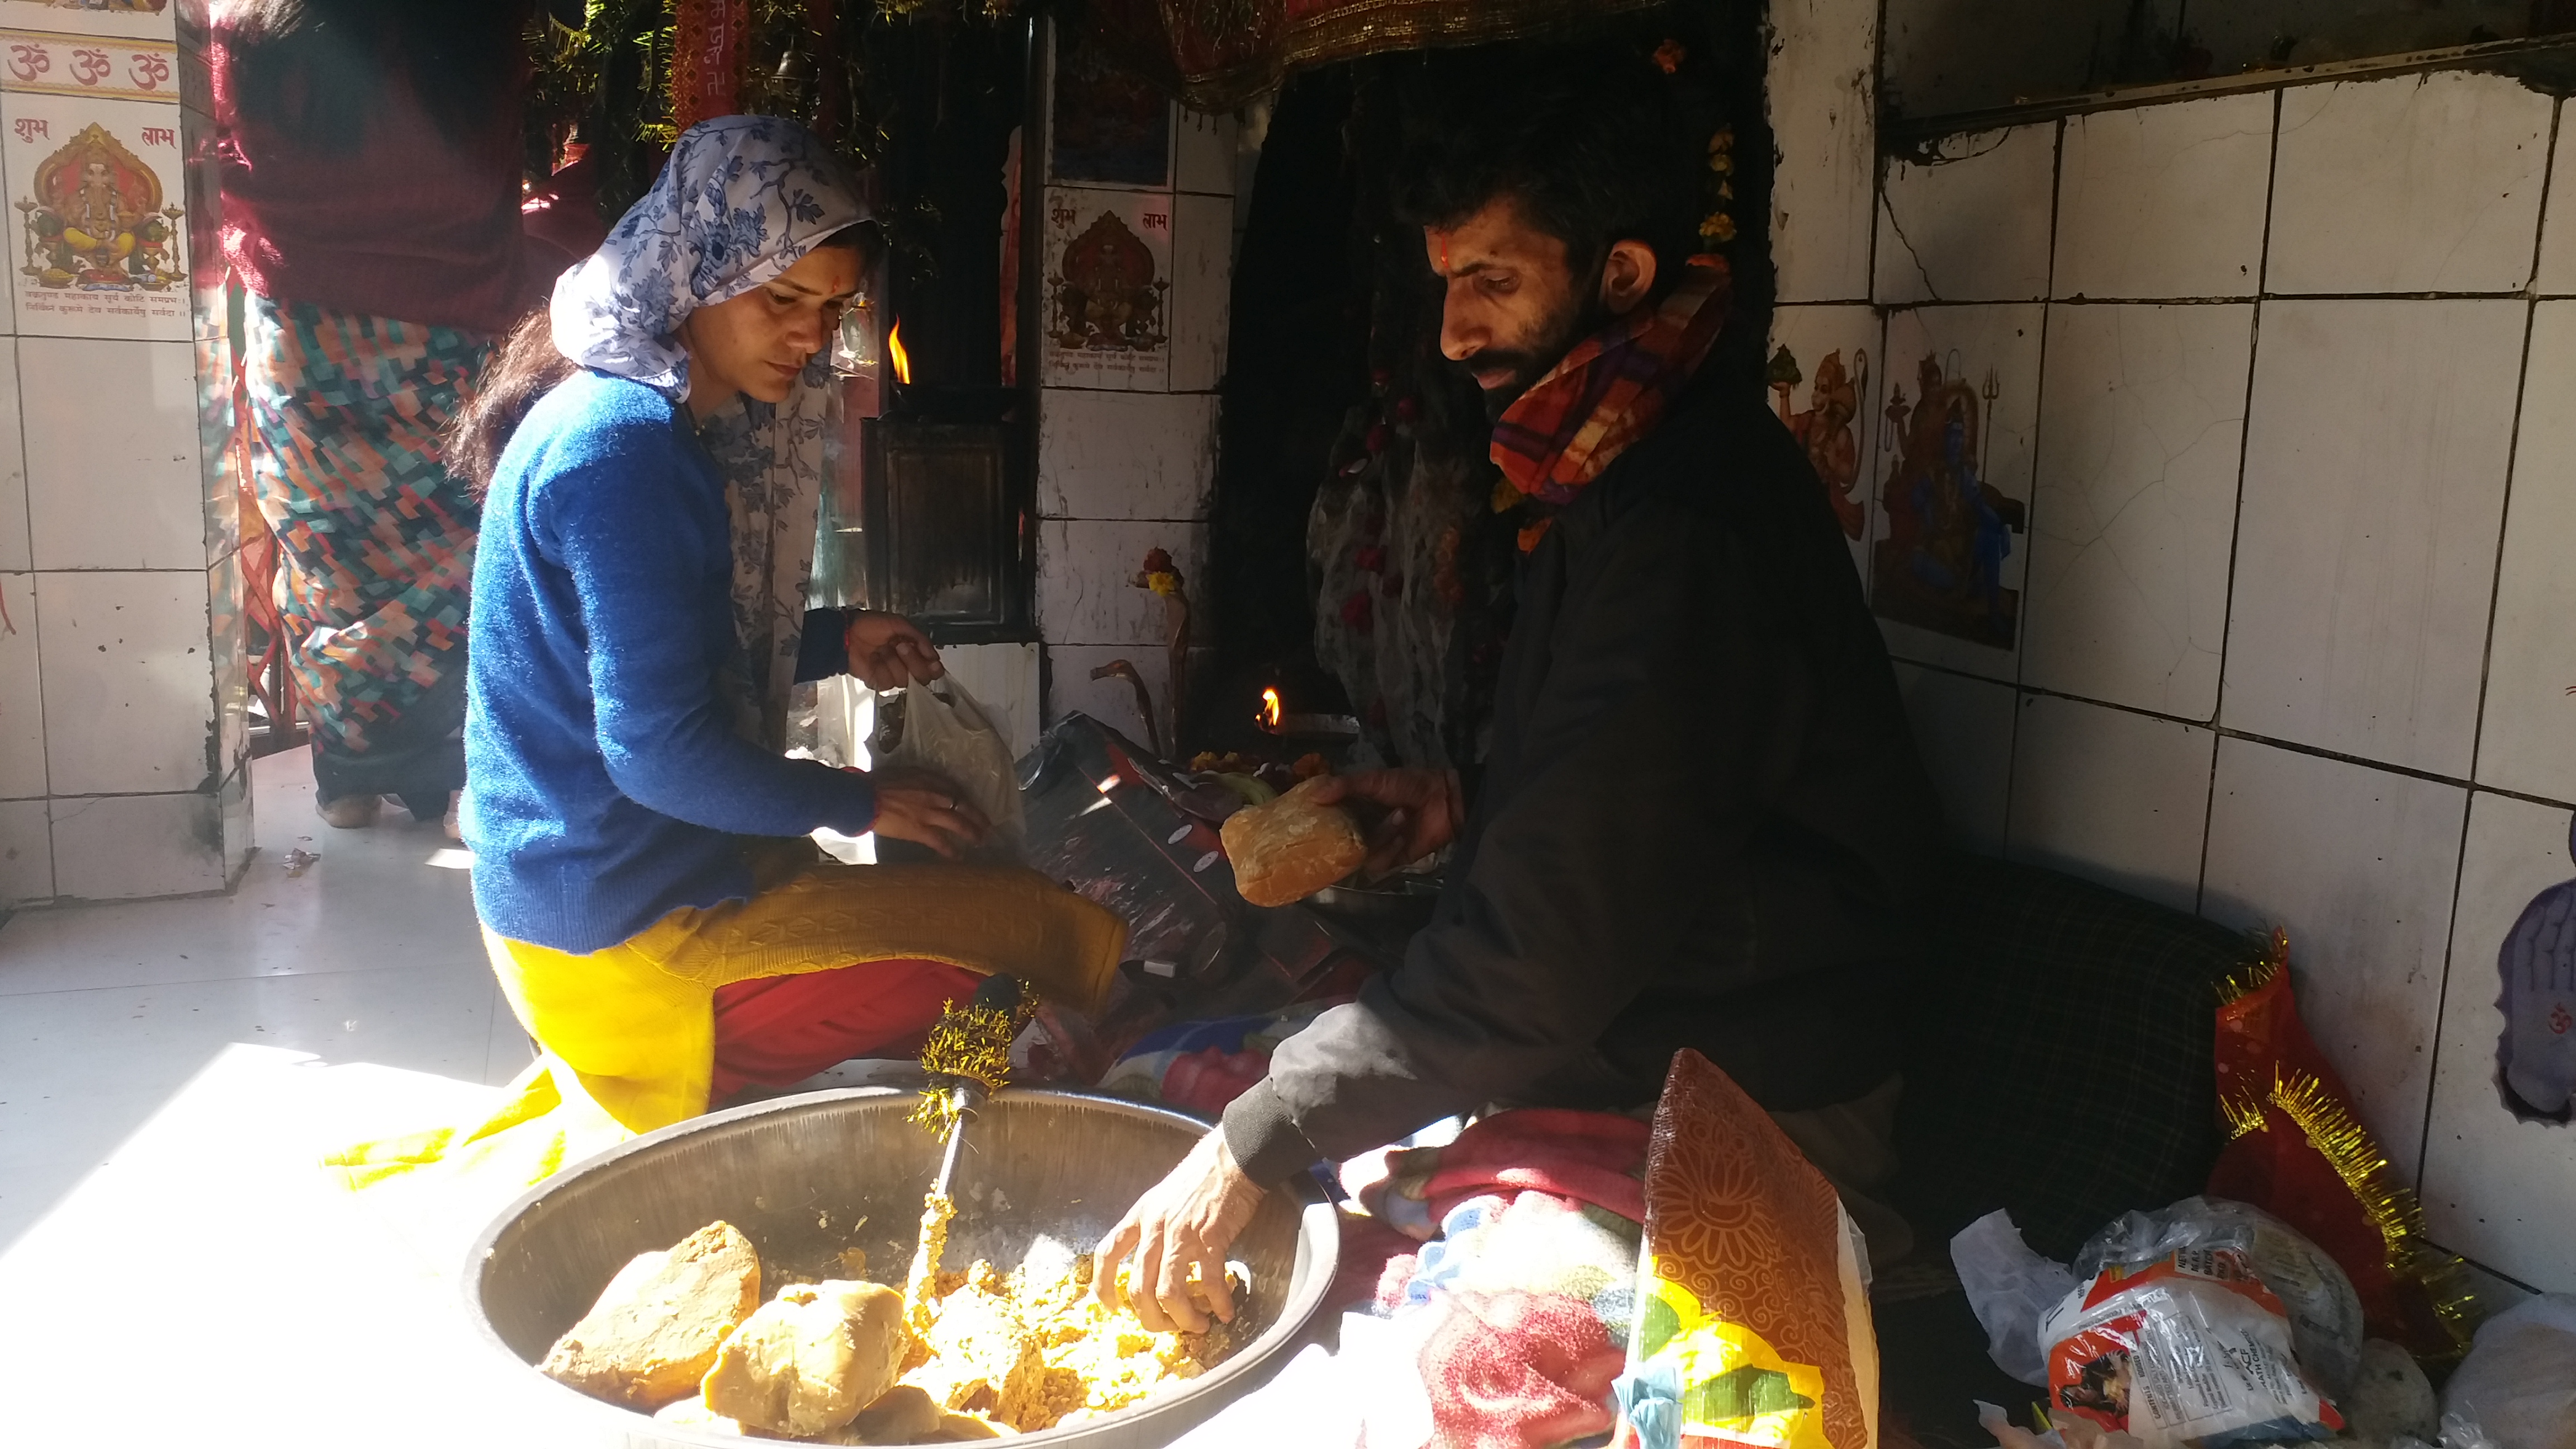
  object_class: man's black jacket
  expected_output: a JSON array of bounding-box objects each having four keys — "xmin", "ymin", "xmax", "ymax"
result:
[{"xmin": 1223, "ymin": 377, "xmax": 1947, "ymax": 1184}]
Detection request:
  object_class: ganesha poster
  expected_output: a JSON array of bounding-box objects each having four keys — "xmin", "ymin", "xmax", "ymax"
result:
[
  {"xmin": 1041, "ymin": 184, "xmax": 1173, "ymax": 392},
  {"xmin": 2, "ymin": 91, "xmax": 188, "ymax": 340}
]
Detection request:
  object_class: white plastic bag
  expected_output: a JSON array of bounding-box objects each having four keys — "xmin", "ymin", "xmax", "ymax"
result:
[
  {"xmin": 871, "ymin": 676, "xmax": 1025, "ymax": 863},
  {"xmin": 1954, "ymin": 1210, "xmax": 2083, "ymax": 1386},
  {"xmin": 2440, "ymin": 1294, "xmax": 2576, "ymax": 1449}
]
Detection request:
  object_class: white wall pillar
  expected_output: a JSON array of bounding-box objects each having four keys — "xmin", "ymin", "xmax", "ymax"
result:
[{"xmin": 0, "ymin": 0, "xmax": 247, "ymax": 907}]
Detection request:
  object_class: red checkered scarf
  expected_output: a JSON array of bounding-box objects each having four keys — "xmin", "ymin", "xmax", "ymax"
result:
[{"xmin": 1489, "ymin": 255, "xmax": 1731, "ymax": 548}]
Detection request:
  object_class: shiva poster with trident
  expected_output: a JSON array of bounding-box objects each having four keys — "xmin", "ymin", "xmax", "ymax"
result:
[{"xmin": 1871, "ymin": 350, "xmax": 2026, "ymax": 649}]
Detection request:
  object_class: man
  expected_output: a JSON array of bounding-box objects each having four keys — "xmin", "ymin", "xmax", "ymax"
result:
[{"xmin": 1096, "ymin": 50, "xmax": 1943, "ymax": 1332}]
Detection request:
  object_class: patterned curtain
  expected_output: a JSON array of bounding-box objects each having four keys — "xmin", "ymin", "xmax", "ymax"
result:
[
  {"xmin": 1083, "ymin": 0, "xmax": 1668, "ymax": 110},
  {"xmin": 674, "ymin": 0, "xmax": 754, "ymax": 130}
]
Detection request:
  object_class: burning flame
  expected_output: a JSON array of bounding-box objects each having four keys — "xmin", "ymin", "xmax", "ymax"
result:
[
  {"xmin": 1259, "ymin": 688, "xmax": 1282, "ymax": 732},
  {"xmin": 888, "ymin": 320, "xmax": 912, "ymax": 386}
]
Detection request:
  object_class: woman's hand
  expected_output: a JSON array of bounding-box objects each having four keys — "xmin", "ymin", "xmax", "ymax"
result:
[
  {"xmin": 844, "ymin": 612, "xmax": 944, "ymax": 690},
  {"xmin": 1093, "ymin": 1128, "xmax": 1265, "ymax": 1333},
  {"xmin": 866, "ymin": 766, "xmax": 988, "ymax": 858},
  {"xmin": 1305, "ymin": 767, "xmax": 1465, "ymax": 877}
]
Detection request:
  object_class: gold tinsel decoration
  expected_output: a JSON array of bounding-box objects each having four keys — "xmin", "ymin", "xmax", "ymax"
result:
[
  {"xmin": 907, "ymin": 988, "xmax": 1039, "ymax": 1141},
  {"xmin": 2213, "ymin": 926, "xmax": 2289, "ymax": 1008},
  {"xmin": 2232, "ymin": 1062, "xmax": 2483, "ymax": 1358}
]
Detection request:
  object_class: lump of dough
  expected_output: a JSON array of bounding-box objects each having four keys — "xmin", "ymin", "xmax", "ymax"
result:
[
  {"xmin": 850, "ymin": 1384, "xmax": 945, "ymax": 1442},
  {"xmin": 702, "ymin": 1279, "xmax": 908, "ymax": 1437},
  {"xmin": 540, "ymin": 1221, "xmax": 761, "ymax": 1409},
  {"xmin": 1220, "ymin": 777, "xmax": 1365, "ymax": 906},
  {"xmin": 930, "ymin": 1409, "xmax": 1006, "ymax": 1440}
]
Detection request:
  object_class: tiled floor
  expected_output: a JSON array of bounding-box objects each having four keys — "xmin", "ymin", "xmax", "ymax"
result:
[{"xmin": 0, "ymin": 750, "xmax": 584, "ymax": 1446}]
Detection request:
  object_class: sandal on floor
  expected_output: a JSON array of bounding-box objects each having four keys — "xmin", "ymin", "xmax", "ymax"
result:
[{"xmin": 316, "ymin": 793, "xmax": 382, "ymax": 829}]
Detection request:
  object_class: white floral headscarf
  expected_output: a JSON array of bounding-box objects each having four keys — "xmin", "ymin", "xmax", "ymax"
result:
[
  {"xmin": 550, "ymin": 115, "xmax": 866, "ymax": 396},
  {"xmin": 553, "ymin": 116, "xmax": 867, "ymax": 750}
]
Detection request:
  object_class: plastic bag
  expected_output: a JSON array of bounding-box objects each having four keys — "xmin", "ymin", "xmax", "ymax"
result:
[
  {"xmin": 2073, "ymin": 1197, "xmax": 2364, "ymax": 1400},
  {"xmin": 871, "ymin": 677, "xmax": 1025, "ymax": 863},
  {"xmin": 1955, "ymin": 1210, "xmax": 2085, "ymax": 1386},
  {"xmin": 2439, "ymin": 1294, "xmax": 2576, "ymax": 1449},
  {"xmin": 2042, "ymin": 1240, "xmax": 2346, "ymax": 1449}
]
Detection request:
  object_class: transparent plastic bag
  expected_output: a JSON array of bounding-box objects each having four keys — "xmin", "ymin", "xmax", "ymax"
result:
[
  {"xmin": 1954, "ymin": 1210, "xmax": 2083, "ymax": 1386},
  {"xmin": 2041, "ymin": 1244, "xmax": 2345, "ymax": 1449},
  {"xmin": 872, "ymin": 677, "xmax": 1025, "ymax": 863},
  {"xmin": 2073, "ymin": 1197, "xmax": 2364, "ymax": 1401},
  {"xmin": 2440, "ymin": 1294, "xmax": 2576, "ymax": 1449}
]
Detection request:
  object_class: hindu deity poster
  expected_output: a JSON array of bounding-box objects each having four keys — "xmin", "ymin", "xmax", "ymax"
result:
[
  {"xmin": 4, "ymin": 96, "xmax": 188, "ymax": 340},
  {"xmin": 1042, "ymin": 185, "xmax": 1172, "ymax": 391},
  {"xmin": 1765, "ymin": 304, "xmax": 1882, "ymax": 583}
]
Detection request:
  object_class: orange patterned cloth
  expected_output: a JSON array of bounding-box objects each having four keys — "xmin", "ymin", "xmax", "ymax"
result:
[{"xmin": 1617, "ymin": 1048, "xmax": 1879, "ymax": 1449}]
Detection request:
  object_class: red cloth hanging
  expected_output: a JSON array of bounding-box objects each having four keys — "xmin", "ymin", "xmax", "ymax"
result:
[
  {"xmin": 2206, "ymin": 944, "xmax": 2475, "ymax": 1362},
  {"xmin": 672, "ymin": 0, "xmax": 752, "ymax": 133}
]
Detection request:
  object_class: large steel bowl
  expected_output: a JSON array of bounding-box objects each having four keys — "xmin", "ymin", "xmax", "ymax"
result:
[{"xmin": 465, "ymin": 1088, "xmax": 1337, "ymax": 1448}]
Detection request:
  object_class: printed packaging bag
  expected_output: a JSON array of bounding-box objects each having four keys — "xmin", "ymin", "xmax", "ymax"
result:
[
  {"xmin": 2042, "ymin": 1243, "xmax": 2345, "ymax": 1448},
  {"xmin": 1615, "ymin": 1050, "xmax": 1878, "ymax": 1449}
]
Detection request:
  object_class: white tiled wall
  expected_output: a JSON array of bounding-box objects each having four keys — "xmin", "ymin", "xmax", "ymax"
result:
[
  {"xmin": 1767, "ymin": 0, "xmax": 1876, "ymax": 303},
  {"xmin": 0, "ymin": 3, "xmax": 239, "ymax": 910},
  {"xmin": 1033, "ymin": 26, "xmax": 1239, "ymax": 751},
  {"xmin": 1854, "ymin": 66, "xmax": 2576, "ymax": 1291},
  {"xmin": 1874, "ymin": 124, "xmax": 2056, "ymax": 304},
  {"xmin": 2052, "ymin": 95, "xmax": 2272, "ymax": 301}
]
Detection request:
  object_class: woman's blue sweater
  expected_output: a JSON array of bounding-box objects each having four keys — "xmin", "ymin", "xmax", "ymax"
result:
[{"xmin": 462, "ymin": 369, "xmax": 876, "ymax": 953}]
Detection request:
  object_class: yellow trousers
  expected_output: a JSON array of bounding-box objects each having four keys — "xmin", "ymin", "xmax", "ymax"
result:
[
  {"xmin": 328, "ymin": 857, "xmax": 1126, "ymax": 1211},
  {"xmin": 488, "ymin": 858, "xmax": 1126, "ymax": 1134}
]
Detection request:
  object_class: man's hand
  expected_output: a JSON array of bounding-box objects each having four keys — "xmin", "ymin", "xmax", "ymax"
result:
[
  {"xmin": 1306, "ymin": 767, "xmax": 1465, "ymax": 877},
  {"xmin": 1094, "ymin": 1128, "xmax": 1265, "ymax": 1334},
  {"xmin": 866, "ymin": 766, "xmax": 988, "ymax": 858},
  {"xmin": 844, "ymin": 612, "xmax": 944, "ymax": 690}
]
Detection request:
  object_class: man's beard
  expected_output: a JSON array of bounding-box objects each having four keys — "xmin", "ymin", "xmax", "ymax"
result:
[{"xmin": 1473, "ymin": 273, "xmax": 1614, "ymax": 420}]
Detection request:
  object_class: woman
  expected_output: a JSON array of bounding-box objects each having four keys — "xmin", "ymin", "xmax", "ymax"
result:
[
  {"xmin": 439, "ymin": 116, "xmax": 1122, "ymax": 1143},
  {"xmin": 214, "ymin": 0, "xmax": 558, "ymax": 832}
]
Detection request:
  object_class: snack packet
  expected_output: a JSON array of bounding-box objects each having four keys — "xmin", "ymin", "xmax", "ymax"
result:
[{"xmin": 2042, "ymin": 1242, "xmax": 2345, "ymax": 1449}]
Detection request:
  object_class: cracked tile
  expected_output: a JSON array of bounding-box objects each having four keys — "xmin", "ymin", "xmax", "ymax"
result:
[
  {"xmin": 2053, "ymin": 93, "xmax": 2272, "ymax": 300},
  {"xmin": 2201, "ymin": 737, "xmax": 2468, "ymax": 1179},
  {"xmin": 1873, "ymin": 123, "xmax": 2055, "ymax": 305},
  {"xmin": 2006, "ymin": 693, "xmax": 2214, "ymax": 913},
  {"xmin": 2421, "ymin": 791, "xmax": 2576, "ymax": 1290},
  {"xmin": 49, "ymin": 790, "xmax": 226, "ymax": 902},
  {"xmin": 2222, "ymin": 299, "xmax": 2522, "ymax": 776},
  {"xmin": 2024, "ymin": 302, "xmax": 2251, "ymax": 719},
  {"xmin": 2268, "ymin": 72, "xmax": 2550, "ymax": 296},
  {"xmin": 2478, "ymin": 300, "xmax": 2576, "ymax": 803}
]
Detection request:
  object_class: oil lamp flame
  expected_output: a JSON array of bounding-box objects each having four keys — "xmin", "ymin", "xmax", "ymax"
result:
[
  {"xmin": 888, "ymin": 320, "xmax": 912, "ymax": 386},
  {"xmin": 1258, "ymin": 688, "xmax": 1282, "ymax": 732}
]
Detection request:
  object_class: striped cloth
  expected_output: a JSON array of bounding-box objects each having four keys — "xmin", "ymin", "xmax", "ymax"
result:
[{"xmin": 243, "ymin": 295, "xmax": 489, "ymax": 787}]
